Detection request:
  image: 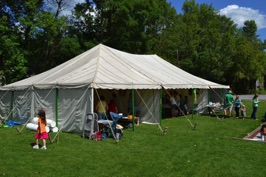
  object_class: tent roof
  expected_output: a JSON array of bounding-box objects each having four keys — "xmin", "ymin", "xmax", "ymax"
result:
[{"xmin": 1, "ymin": 44, "xmax": 229, "ymax": 90}]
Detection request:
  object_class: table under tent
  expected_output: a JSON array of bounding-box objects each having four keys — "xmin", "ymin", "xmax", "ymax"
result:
[{"xmin": 0, "ymin": 44, "xmax": 229, "ymax": 135}]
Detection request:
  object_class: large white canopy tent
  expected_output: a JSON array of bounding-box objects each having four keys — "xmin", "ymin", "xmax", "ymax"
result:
[{"xmin": 0, "ymin": 44, "xmax": 229, "ymax": 133}]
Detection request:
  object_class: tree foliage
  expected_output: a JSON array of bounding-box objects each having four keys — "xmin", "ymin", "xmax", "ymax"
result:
[
  {"xmin": 175, "ymin": 0, "xmax": 237, "ymax": 84},
  {"xmin": 0, "ymin": 0, "xmax": 265, "ymax": 93},
  {"xmin": 69, "ymin": 0, "xmax": 178, "ymax": 54},
  {"xmin": 0, "ymin": 1, "xmax": 28, "ymax": 84},
  {"xmin": 231, "ymin": 21, "xmax": 266, "ymax": 92}
]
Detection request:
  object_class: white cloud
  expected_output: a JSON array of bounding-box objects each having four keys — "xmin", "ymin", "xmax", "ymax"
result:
[{"xmin": 219, "ymin": 5, "xmax": 266, "ymax": 30}]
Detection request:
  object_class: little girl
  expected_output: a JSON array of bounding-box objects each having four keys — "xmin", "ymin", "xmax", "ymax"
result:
[
  {"xmin": 33, "ymin": 109, "xmax": 49, "ymax": 150},
  {"xmin": 241, "ymin": 104, "xmax": 247, "ymax": 119}
]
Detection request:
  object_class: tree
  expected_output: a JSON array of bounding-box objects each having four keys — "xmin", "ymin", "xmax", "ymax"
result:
[
  {"xmin": 231, "ymin": 21, "xmax": 266, "ymax": 93},
  {"xmin": 174, "ymin": 0, "xmax": 237, "ymax": 84},
  {"xmin": 70, "ymin": 0, "xmax": 178, "ymax": 54},
  {"xmin": 25, "ymin": 11, "xmax": 71, "ymax": 74},
  {"xmin": 243, "ymin": 20, "xmax": 257, "ymax": 39},
  {"xmin": 0, "ymin": 1, "xmax": 27, "ymax": 85},
  {"xmin": 18, "ymin": 0, "xmax": 81, "ymax": 75},
  {"xmin": 0, "ymin": 0, "xmax": 82, "ymax": 82}
]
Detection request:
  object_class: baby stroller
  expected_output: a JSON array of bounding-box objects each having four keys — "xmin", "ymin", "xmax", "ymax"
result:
[{"xmin": 102, "ymin": 112, "xmax": 123, "ymax": 142}]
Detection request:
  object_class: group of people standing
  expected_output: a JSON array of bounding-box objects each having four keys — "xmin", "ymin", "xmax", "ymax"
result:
[
  {"xmin": 170, "ymin": 91, "xmax": 188, "ymax": 117},
  {"xmin": 95, "ymin": 93, "xmax": 139, "ymax": 120},
  {"xmin": 95, "ymin": 94, "xmax": 119, "ymax": 120},
  {"xmin": 223, "ymin": 89, "xmax": 260, "ymax": 120}
]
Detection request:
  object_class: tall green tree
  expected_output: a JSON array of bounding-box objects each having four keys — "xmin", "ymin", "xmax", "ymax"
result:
[
  {"xmin": 174, "ymin": 0, "xmax": 237, "ymax": 84},
  {"xmin": 0, "ymin": 1, "xmax": 27, "ymax": 85},
  {"xmin": 70, "ymin": 0, "xmax": 177, "ymax": 54},
  {"xmin": 243, "ymin": 20, "xmax": 257, "ymax": 39},
  {"xmin": 231, "ymin": 21, "xmax": 266, "ymax": 92}
]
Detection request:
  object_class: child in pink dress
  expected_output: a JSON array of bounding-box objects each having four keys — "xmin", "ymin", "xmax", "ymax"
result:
[{"xmin": 33, "ymin": 109, "xmax": 49, "ymax": 150}]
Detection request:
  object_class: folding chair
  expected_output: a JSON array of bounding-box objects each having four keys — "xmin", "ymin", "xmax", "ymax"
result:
[{"xmin": 83, "ymin": 113, "xmax": 99, "ymax": 139}]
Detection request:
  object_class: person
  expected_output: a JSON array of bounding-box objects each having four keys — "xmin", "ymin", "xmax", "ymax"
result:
[
  {"xmin": 107, "ymin": 99, "xmax": 118, "ymax": 119},
  {"xmin": 96, "ymin": 96, "xmax": 108, "ymax": 120},
  {"xmin": 176, "ymin": 93, "xmax": 181, "ymax": 115},
  {"xmin": 170, "ymin": 92, "xmax": 179, "ymax": 117},
  {"xmin": 179, "ymin": 94, "xmax": 185, "ymax": 115},
  {"xmin": 33, "ymin": 109, "xmax": 49, "ymax": 150},
  {"xmin": 251, "ymin": 94, "xmax": 260, "ymax": 120},
  {"xmin": 241, "ymin": 104, "xmax": 247, "ymax": 119},
  {"xmin": 128, "ymin": 93, "xmax": 133, "ymax": 114},
  {"xmin": 234, "ymin": 95, "xmax": 242, "ymax": 118},
  {"xmin": 260, "ymin": 123, "xmax": 266, "ymax": 141},
  {"xmin": 183, "ymin": 96, "xmax": 188, "ymax": 115},
  {"xmin": 223, "ymin": 89, "xmax": 234, "ymax": 118}
]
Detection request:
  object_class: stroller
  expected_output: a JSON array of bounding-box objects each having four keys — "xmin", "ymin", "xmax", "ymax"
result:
[{"xmin": 102, "ymin": 112, "xmax": 123, "ymax": 142}]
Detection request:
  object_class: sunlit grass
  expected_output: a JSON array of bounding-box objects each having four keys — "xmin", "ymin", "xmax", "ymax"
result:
[{"xmin": 0, "ymin": 100, "xmax": 265, "ymax": 177}]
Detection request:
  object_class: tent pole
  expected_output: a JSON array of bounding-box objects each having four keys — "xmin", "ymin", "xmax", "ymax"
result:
[
  {"xmin": 192, "ymin": 89, "xmax": 196, "ymax": 120},
  {"xmin": 192, "ymin": 89, "xmax": 194, "ymax": 120},
  {"xmin": 10, "ymin": 90, "xmax": 14, "ymax": 120},
  {"xmin": 55, "ymin": 88, "xmax": 59, "ymax": 127},
  {"xmin": 30, "ymin": 90, "xmax": 34, "ymax": 118},
  {"xmin": 208, "ymin": 89, "xmax": 210, "ymax": 103},
  {"xmin": 90, "ymin": 87, "xmax": 94, "ymax": 114},
  {"xmin": 132, "ymin": 88, "xmax": 135, "ymax": 131},
  {"xmin": 160, "ymin": 87, "xmax": 162, "ymax": 125}
]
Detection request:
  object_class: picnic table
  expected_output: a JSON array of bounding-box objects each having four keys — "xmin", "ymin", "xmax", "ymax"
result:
[{"xmin": 205, "ymin": 102, "xmax": 224, "ymax": 115}]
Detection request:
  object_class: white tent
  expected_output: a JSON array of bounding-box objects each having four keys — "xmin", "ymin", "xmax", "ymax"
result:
[{"xmin": 0, "ymin": 44, "xmax": 229, "ymax": 133}]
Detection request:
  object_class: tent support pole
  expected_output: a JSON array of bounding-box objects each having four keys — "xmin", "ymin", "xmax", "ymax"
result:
[
  {"xmin": 30, "ymin": 90, "xmax": 35, "ymax": 118},
  {"xmin": 160, "ymin": 88, "xmax": 162, "ymax": 125},
  {"xmin": 90, "ymin": 87, "xmax": 94, "ymax": 114},
  {"xmin": 192, "ymin": 89, "xmax": 196, "ymax": 120},
  {"xmin": 192, "ymin": 90, "xmax": 194, "ymax": 120},
  {"xmin": 208, "ymin": 89, "xmax": 210, "ymax": 103},
  {"xmin": 55, "ymin": 88, "xmax": 59, "ymax": 126},
  {"xmin": 10, "ymin": 90, "xmax": 14, "ymax": 120},
  {"xmin": 132, "ymin": 88, "xmax": 135, "ymax": 131}
]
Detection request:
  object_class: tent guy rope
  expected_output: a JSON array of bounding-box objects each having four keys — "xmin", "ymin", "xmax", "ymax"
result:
[
  {"xmin": 16, "ymin": 84, "xmax": 56, "ymax": 134},
  {"xmin": 3, "ymin": 86, "xmax": 31, "ymax": 124},
  {"xmin": 0, "ymin": 89, "xmax": 10, "ymax": 102},
  {"xmin": 163, "ymin": 88, "xmax": 197, "ymax": 130},
  {"xmin": 135, "ymin": 89, "xmax": 164, "ymax": 133}
]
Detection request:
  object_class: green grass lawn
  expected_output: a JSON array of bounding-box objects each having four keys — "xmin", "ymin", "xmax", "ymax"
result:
[{"xmin": 0, "ymin": 100, "xmax": 265, "ymax": 177}]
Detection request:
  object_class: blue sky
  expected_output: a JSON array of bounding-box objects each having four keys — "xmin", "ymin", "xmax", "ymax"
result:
[{"xmin": 167, "ymin": 0, "xmax": 266, "ymax": 41}]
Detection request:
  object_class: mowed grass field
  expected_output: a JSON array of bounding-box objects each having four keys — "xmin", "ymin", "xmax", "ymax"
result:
[{"xmin": 0, "ymin": 100, "xmax": 266, "ymax": 177}]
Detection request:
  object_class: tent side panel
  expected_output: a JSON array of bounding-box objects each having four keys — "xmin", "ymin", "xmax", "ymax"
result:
[
  {"xmin": 58, "ymin": 87, "xmax": 90, "ymax": 134},
  {"xmin": 33, "ymin": 89, "xmax": 56, "ymax": 122},
  {"xmin": 13, "ymin": 90, "xmax": 32, "ymax": 123},
  {"xmin": 209, "ymin": 89, "xmax": 226, "ymax": 104},
  {"xmin": 138, "ymin": 89, "xmax": 160, "ymax": 124},
  {"xmin": 193, "ymin": 89, "xmax": 208, "ymax": 114},
  {"xmin": 0, "ymin": 91, "xmax": 12, "ymax": 120}
]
